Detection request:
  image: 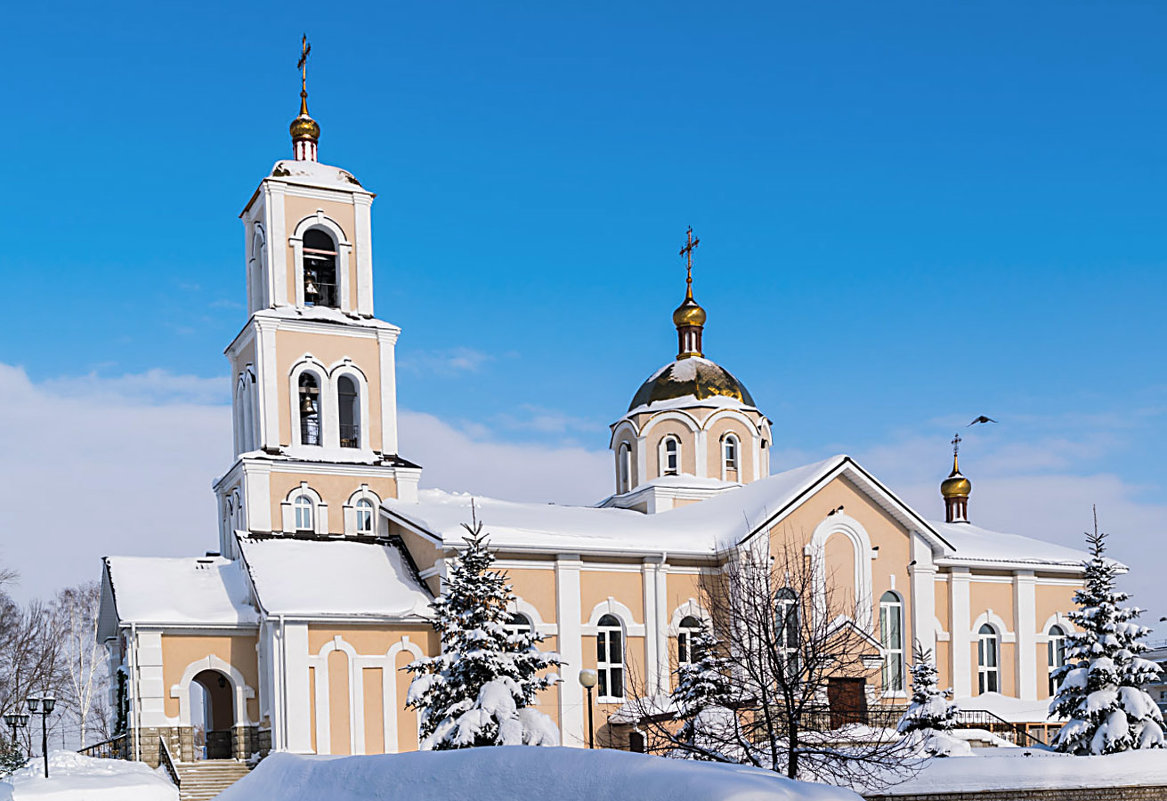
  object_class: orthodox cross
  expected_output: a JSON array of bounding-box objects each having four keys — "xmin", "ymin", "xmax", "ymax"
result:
[
  {"xmin": 298, "ymin": 35, "xmax": 312, "ymax": 95},
  {"xmin": 679, "ymin": 227, "xmax": 700, "ymax": 293},
  {"xmin": 951, "ymin": 432, "xmax": 962, "ymax": 457}
]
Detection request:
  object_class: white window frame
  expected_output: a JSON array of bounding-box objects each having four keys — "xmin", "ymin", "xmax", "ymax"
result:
[
  {"xmin": 1047, "ymin": 625, "xmax": 1067, "ymax": 696},
  {"xmin": 293, "ymin": 495, "xmax": 314, "ymax": 533},
  {"xmin": 354, "ymin": 498, "xmax": 375, "ymax": 535},
  {"xmin": 977, "ymin": 624, "xmax": 1000, "ymax": 694},
  {"xmin": 596, "ymin": 614, "xmax": 625, "ymax": 701},
  {"xmin": 660, "ymin": 436, "xmax": 680, "ymax": 477},
  {"xmin": 617, "ymin": 443, "xmax": 632, "ymax": 494},
  {"xmin": 677, "ymin": 615, "xmax": 702, "ymax": 666},
  {"xmin": 505, "ymin": 613, "xmax": 533, "ymax": 639},
  {"xmin": 775, "ymin": 588, "xmax": 799, "ymax": 683},
  {"xmin": 721, "ymin": 433, "xmax": 740, "ymax": 479},
  {"xmin": 879, "ymin": 591, "xmax": 905, "ymax": 694}
]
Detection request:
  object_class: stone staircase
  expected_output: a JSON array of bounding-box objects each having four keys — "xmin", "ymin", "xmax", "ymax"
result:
[{"xmin": 174, "ymin": 760, "xmax": 253, "ymax": 801}]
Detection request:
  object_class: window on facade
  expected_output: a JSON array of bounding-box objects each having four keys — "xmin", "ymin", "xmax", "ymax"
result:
[
  {"xmin": 505, "ymin": 613, "xmax": 533, "ymax": 639},
  {"xmin": 1048, "ymin": 625, "xmax": 1067, "ymax": 696},
  {"xmin": 596, "ymin": 614, "xmax": 624, "ymax": 699},
  {"xmin": 879, "ymin": 591, "xmax": 905, "ymax": 693},
  {"xmin": 723, "ymin": 435, "xmax": 739, "ymax": 472},
  {"xmin": 617, "ymin": 444, "xmax": 632, "ymax": 494},
  {"xmin": 293, "ymin": 495, "xmax": 315, "ymax": 533},
  {"xmin": 977, "ymin": 624, "xmax": 1000, "ymax": 693},
  {"xmin": 775, "ymin": 588, "xmax": 799, "ymax": 683},
  {"xmin": 662, "ymin": 437, "xmax": 680, "ymax": 476},
  {"xmin": 355, "ymin": 498, "xmax": 375, "ymax": 535},
  {"xmin": 302, "ymin": 229, "xmax": 338, "ymax": 308},
  {"xmin": 677, "ymin": 615, "xmax": 702, "ymax": 665},
  {"xmin": 298, "ymin": 374, "xmax": 321, "ymax": 446},
  {"xmin": 338, "ymin": 375, "xmax": 360, "ymax": 448}
]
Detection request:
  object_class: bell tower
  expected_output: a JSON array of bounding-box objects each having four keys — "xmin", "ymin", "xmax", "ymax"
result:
[{"xmin": 212, "ymin": 41, "xmax": 420, "ymax": 557}]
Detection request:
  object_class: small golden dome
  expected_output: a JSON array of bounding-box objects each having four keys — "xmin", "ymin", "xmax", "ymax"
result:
[
  {"xmin": 290, "ymin": 114, "xmax": 320, "ymax": 142},
  {"xmin": 628, "ymin": 357, "xmax": 755, "ymax": 411},
  {"xmin": 941, "ymin": 472, "xmax": 971, "ymax": 498},
  {"xmin": 673, "ymin": 297, "xmax": 706, "ymax": 328}
]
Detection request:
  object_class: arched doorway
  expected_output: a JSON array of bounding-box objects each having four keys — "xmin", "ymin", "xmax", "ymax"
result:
[{"xmin": 191, "ymin": 669, "xmax": 235, "ymax": 760}]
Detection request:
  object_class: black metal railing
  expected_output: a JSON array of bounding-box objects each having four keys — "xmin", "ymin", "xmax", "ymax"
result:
[
  {"xmin": 955, "ymin": 709, "xmax": 1047, "ymax": 747},
  {"xmin": 339, "ymin": 423, "xmax": 360, "ymax": 448},
  {"xmin": 304, "ymin": 281, "xmax": 338, "ymax": 308},
  {"xmin": 157, "ymin": 737, "xmax": 180, "ymax": 787},
  {"xmin": 77, "ymin": 733, "xmax": 129, "ymax": 760}
]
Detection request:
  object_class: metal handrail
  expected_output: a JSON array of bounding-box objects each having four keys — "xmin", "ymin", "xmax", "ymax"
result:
[
  {"xmin": 956, "ymin": 708, "xmax": 1047, "ymax": 747},
  {"xmin": 157, "ymin": 737, "xmax": 181, "ymax": 787},
  {"xmin": 77, "ymin": 733, "xmax": 128, "ymax": 760}
]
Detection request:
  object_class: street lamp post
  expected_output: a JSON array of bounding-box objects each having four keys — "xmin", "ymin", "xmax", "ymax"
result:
[
  {"xmin": 3, "ymin": 712, "xmax": 29, "ymax": 764},
  {"xmin": 26, "ymin": 696, "xmax": 55, "ymax": 779},
  {"xmin": 578, "ymin": 670, "xmax": 597, "ymax": 750}
]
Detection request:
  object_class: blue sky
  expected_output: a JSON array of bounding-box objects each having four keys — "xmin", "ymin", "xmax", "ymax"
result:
[{"xmin": 2, "ymin": 2, "xmax": 1165, "ymax": 611}]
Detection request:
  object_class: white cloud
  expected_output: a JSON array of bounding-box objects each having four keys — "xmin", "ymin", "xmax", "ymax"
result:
[{"xmin": 399, "ymin": 347, "xmax": 494, "ymax": 376}]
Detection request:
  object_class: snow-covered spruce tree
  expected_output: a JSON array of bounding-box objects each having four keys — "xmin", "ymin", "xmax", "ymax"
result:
[
  {"xmin": 0, "ymin": 738, "xmax": 26, "ymax": 777},
  {"xmin": 898, "ymin": 642, "xmax": 962, "ymax": 756},
  {"xmin": 406, "ymin": 519, "xmax": 562, "ymax": 749},
  {"xmin": 670, "ymin": 622, "xmax": 737, "ymax": 760},
  {"xmin": 1049, "ymin": 514, "xmax": 1164, "ymax": 754}
]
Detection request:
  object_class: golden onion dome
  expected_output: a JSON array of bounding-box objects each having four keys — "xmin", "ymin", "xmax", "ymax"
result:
[
  {"xmin": 290, "ymin": 114, "xmax": 320, "ymax": 142},
  {"xmin": 673, "ymin": 296, "xmax": 707, "ymax": 327},
  {"xmin": 628, "ymin": 356, "xmax": 755, "ymax": 411},
  {"xmin": 941, "ymin": 453, "xmax": 972, "ymax": 499}
]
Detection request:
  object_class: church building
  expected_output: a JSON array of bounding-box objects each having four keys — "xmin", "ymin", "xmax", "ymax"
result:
[{"xmin": 97, "ymin": 77, "xmax": 1089, "ymax": 766}]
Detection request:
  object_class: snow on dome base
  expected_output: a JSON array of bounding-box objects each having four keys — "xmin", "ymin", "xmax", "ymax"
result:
[{"xmin": 217, "ymin": 749, "xmax": 861, "ymax": 801}]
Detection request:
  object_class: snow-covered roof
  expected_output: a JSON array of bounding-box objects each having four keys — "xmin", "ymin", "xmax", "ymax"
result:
[
  {"xmin": 267, "ymin": 159, "xmax": 372, "ymax": 193},
  {"xmin": 623, "ymin": 392, "xmax": 757, "ymax": 420},
  {"xmin": 385, "ymin": 454, "xmax": 1088, "ymax": 570},
  {"xmin": 238, "ymin": 537, "xmax": 432, "ymax": 620},
  {"xmin": 932, "ymin": 521, "xmax": 1088, "ymax": 568},
  {"xmin": 103, "ymin": 556, "xmax": 258, "ymax": 627}
]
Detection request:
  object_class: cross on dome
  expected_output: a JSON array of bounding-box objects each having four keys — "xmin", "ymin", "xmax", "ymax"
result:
[{"xmin": 289, "ymin": 34, "xmax": 321, "ymax": 162}]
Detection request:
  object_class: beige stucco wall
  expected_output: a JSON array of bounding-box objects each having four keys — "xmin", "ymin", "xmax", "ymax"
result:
[
  {"xmin": 1035, "ymin": 582, "xmax": 1078, "ymax": 699},
  {"xmin": 703, "ymin": 416, "xmax": 755, "ymax": 481},
  {"xmin": 275, "ymin": 329, "xmax": 383, "ymax": 450},
  {"xmin": 505, "ymin": 567, "xmax": 557, "ymax": 624},
  {"xmin": 580, "ymin": 569, "xmax": 645, "ymax": 625},
  {"xmin": 270, "ymin": 471, "xmax": 397, "ymax": 535},
  {"xmin": 645, "ymin": 421, "xmax": 698, "ymax": 479},
  {"xmin": 160, "ymin": 634, "xmax": 260, "ymax": 722}
]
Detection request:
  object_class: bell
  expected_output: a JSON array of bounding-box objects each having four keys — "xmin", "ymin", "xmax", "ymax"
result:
[
  {"xmin": 300, "ymin": 395, "xmax": 316, "ymax": 415},
  {"xmin": 304, "ymin": 279, "xmax": 319, "ymax": 297}
]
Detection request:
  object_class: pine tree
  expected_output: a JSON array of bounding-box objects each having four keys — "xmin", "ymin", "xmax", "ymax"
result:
[
  {"xmin": 1049, "ymin": 512, "xmax": 1164, "ymax": 755},
  {"xmin": 898, "ymin": 642, "xmax": 959, "ymax": 754},
  {"xmin": 0, "ymin": 738, "xmax": 26, "ymax": 777},
  {"xmin": 406, "ymin": 519, "xmax": 562, "ymax": 749},
  {"xmin": 670, "ymin": 622, "xmax": 737, "ymax": 760}
]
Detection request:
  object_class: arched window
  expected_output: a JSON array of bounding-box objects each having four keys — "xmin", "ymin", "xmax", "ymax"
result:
[
  {"xmin": 661, "ymin": 436, "xmax": 680, "ymax": 476},
  {"xmin": 879, "ymin": 591, "xmax": 904, "ymax": 693},
  {"xmin": 677, "ymin": 615, "xmax": 702, "ymax": 665},
  {"xmin": 298, "ymin": 374, "xmax": 321, "ymax": 446},
  {"xmin": 722, "ymin": 434, "xmax": 739, "ymax": 474},
  {"xmin": 505, "ymin": 613, "xmax": 533, "ymax": 639},
  {"xmin": 1048, "ymin": 625, "xmax": 1067, "ymax": 696},
  {"xmin": 354, "ymin": 498, "xmax": 375, "ymax": 535},
  {"xmin": 293, "ymin": 495, "xmax": 315, "ymax": 533},
  {"xmin": 596, "ymin": 614, "xmax": 624, "ymax": 699},
  {"xmin": 775, "ymin": 588, "xmax": 799, "ymax": 683},
  {"xmin": 337, "ymin": 375, "xmax": 360, "ymax": 448},
  {"xmin": 617, "ymin": 443, "xmax": 632, "ymax": 494},
  {"xmin": 302, "ymin": 229, "xmax": 337, "ymax": 308},
  {"xmin": 977, "ymin": 624, "xmax": 1000, "ymax": 693}
]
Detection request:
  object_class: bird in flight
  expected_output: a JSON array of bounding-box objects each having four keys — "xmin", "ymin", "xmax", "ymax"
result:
[{"xmin": 968, "ymin": 415, "xmax": 998, "ymax": 426}]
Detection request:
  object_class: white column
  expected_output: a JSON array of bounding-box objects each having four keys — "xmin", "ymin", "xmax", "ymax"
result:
[
  {"xmin": 244, "ymin": 461, "xmax": 272, "ymax": 533},
  {"xmin": 256, "ymin": 320, "xmax": 281, "ymax": 449},
  {"xmin": 283, "ymin": 623, "xmax": 312, "ymax": 753},
  {"xmin": 267, "ymin": 185, "xmax": 289, "ymax": 306},
  {"xmin": 135, "ymin": 631, "xmax": 168, "ymax": 727},
  {"xmin": 641, "ymin": 561, "xmax": 659, "ymax": 695},
  {"xmin": 654, "ymin": 561, "xmax": 670, "ymax": 693},
  {"xmin": 353, "ymin": 195, "xmax": 375, "ymax": 317},
  {"xmin": 555, "ymin": 555, "xmax": 584, "ymax": 747},
  {"xmin": 909, "ymin": 532, "xmax": 937, "ymax": 652},
  {"xmin": 377, "ymin": 329, "xmax": 400, "ymax": 456},
  {"xmin": 950, "ymin": 569, "xmax": 972, "ymax": 697},
  {"xmin": 1014, "ymin": 570, "xmax": 1038, "ymax": 700}
]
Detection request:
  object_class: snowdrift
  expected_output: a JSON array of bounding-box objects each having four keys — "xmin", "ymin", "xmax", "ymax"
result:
[
  {"xmin": 216, "ymin": 747, "xmax": 863, "ymax": 801},
  {"xmin": 0, "ymin": 750, "xmax": 178, "ymax": 801}
]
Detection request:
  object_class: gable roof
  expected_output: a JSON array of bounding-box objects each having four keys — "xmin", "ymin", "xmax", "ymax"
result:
[
  {"xmin": 237, "ymin": 537, "xmax": 432, "ymax": 620},
  {"xmin": 101, "ymin": 555, "xmax": 259, "ymax": 629}
]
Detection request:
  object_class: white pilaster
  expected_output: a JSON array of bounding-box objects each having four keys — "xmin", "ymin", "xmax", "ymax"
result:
[
  {"xmin": 256, "ymin": 319, "xmax": 280, "ymax": 449},
  {"xmin": 950, "ymin": 569, "xmax": 972, "ymax": 697},
  {"xmin": 641, "ymin": 561, "xmax": 659, "ymax": 695},
  {"xmin": 654, "ymin": 560, "xmax": 670, "ymax": 693},
  {"xmin": 135, "ymin": 630, "xmax": 168, "ymax": 727},
  {"xmin": 377, "ymin": 329, "xmax": 400, "ymax": 455},
  {"xmin": 908, "ymin": 532, "xmax": 937, "ymax": 652},
  {"xmin": 1014, "ymin": 570, "xmax": 1038, "ymax": 700},
  {"xmin": 555, "ymin": 555, "xmax": 584, "ymax": 747},
  {"xmin": 353, "ymin": 194, "xmax": 374, "ymax": 316},
  {"xmin": 267, "ymin": 185, "xmax": 288, "ymax": 306},
  {"xmin": 283, "ymin": 623, "xmax": 312, "ymax": 753}
]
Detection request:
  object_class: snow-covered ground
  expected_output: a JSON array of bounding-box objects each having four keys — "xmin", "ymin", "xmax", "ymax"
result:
[
  {"xmin": 0, "ymin": 751, "xmax": 178, "ymax": 801},
  {"xmin": 216, "ymin": 747, "xmax": 863, "ymax": 801},
  {"xmin": 868, "ymin": 748, "xmax": 1167, "ymax": 796}
]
